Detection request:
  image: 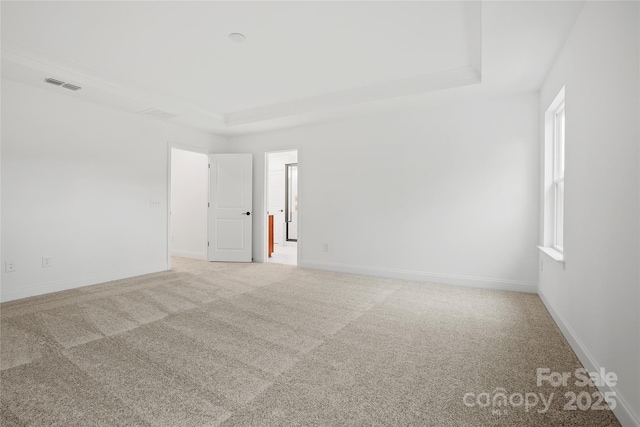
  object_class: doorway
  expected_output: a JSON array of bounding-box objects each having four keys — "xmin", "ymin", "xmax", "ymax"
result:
[
  {"xmin": 285, "ymin": 163, "xmax": 298, "ymax": 242},
  {"xmin": 169, "ymin": 148, "xmax": 254, "ymax": 267},
  {"xmin": 266, "ymin": 150, "xmax": 298, "ymax": 265},
  {"xmin": 169, "ymin": 147, "xmax": 209, "ymax": 263}
]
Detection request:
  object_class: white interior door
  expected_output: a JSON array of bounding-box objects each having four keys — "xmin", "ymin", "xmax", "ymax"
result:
[{"xmin": 208, "ymin": 154, "xmax": 253, "ymax": 262}]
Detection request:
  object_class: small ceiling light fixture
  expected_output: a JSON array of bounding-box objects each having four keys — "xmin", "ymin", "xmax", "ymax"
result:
[{"xmin": 228, "ymin": 33, "xmax": 246, "ymax": 43}]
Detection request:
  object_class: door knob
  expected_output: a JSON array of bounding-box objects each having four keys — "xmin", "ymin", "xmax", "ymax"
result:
[{"xmin": 243, "ymin": 212, "xmax": 251, "ymax": 216}]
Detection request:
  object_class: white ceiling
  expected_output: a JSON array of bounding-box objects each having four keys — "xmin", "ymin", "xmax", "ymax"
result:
[{"xmin": 1, "ymin": 1, "xmax": 584, "ymax": 136}]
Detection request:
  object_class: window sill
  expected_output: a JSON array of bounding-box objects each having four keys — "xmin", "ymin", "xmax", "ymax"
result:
[{"xmin": 538, "ymin": 246, "xmax": 565, "ymax": 264}]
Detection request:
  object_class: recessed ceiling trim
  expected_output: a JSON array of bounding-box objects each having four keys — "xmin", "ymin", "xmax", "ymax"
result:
[
  {"xmin": 139, "ymin": 108, "xmax": 177, "ymax": 120},
  {"xmin": 1, "ymin": 1, "xmax": 482, "ymax": 131},
  {"xmin": 226, "ymin": 66, "xmax": 481, "ymax": 127},
  {"xmin": 2, "ymin": 1, "xmax": 584, "ymax": 136},
  {"xmin": 464, "ymin": 1, "xmax": 482, "ymax": 74},
  {"xmin": 2, "ymin": 48, "xmax": 227, "ymax": 127}
]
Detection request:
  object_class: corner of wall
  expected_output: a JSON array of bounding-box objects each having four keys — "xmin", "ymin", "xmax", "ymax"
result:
[{"xmin": 539, "ymin": 290, "xmax": 640, "ymax": 427}]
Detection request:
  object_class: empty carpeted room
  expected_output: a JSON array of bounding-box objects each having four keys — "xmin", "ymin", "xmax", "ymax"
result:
[{"xmin": 1, "ymin": 1, "xmax": 638, "ymax": 426}]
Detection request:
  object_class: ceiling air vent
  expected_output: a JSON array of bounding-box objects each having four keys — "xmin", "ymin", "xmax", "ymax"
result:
[
  {"xmin": 44, "ymin": 77, "xmax": 82, "ymax": 91},
  {"xmin": 44, "ymin": 78, "xmax": 64, "ymax": 86},
  {"xmin": 140, "ymin": 108, "xmax": 177, "ymax": 120},
  {"xmin": 62, "ymin": 83, "xmax": 82, "ymax": 91}
]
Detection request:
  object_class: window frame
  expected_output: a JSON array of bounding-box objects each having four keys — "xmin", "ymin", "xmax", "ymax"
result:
[
  {"xmin": 539, "ymin": 87, "xmax": 566, "ymax": 264},
  {"xmin": 552, "ymin": 102, "xmax": 565, "ymax": 253}
]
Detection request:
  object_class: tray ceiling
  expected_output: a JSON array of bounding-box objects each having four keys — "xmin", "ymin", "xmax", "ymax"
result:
[{"xmin": 1, "ymin": 1, "xmax": 583, "ymax": 135}]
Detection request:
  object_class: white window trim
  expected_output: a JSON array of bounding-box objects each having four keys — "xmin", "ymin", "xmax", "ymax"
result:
[
  {"xmin": 552, "ymin": 102, "xmax": 565, "ymax": 254},
  {"xmin": 540, "ymin": 87, "xmax": 565, "ymax": 263},
  {"xmin": 538, "ymin": 246, "xmax": 565, "ymax": 264}
]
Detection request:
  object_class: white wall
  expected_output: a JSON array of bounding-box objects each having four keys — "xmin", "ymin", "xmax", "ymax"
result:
[
  {"xmin": 170, "ymin": 148, "xmax": 209, "ymax": 260},
  {"xmin": 230, "ymin": 92, "xmax": 540, "ymax": 292},
  {"xmin": 538, "ymin": 2, "xmax": 640, "ymax": 426},
  {"xmin": 0, "ymin": 79, "xmax": 226, "ymax": 302}
]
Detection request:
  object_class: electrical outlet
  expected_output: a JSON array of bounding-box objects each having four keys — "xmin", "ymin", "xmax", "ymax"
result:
[
  {"xmin": 42, "ymin": 256, "xmax": 52, "ymax": 268},
  {"xmin": 323, "ymin": 243, "xmax": 329, "ymax": 252},
  {"xmin": 5, "ymin": 261, "xmax": 16, "ymax": 272}
]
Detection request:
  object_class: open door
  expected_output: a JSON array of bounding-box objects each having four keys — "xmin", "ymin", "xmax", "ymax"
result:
[{"xmin": 208, "ymin": 154, "xmax": 253, "ymax": 262}]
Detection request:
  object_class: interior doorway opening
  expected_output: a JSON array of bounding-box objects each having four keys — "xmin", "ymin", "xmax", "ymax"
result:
[
  {"xmin": 285, "ymin": 163, "xmax": 298, "ymax": 242},
  {"xmin": 266, "ymin": 150, "xmax": 298, "ymax": 266},
  {"xmin": 169, "ymin": 147, "xmax": 209, "ymax": 265}
]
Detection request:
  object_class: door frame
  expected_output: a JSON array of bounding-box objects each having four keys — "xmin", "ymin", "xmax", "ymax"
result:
[
  {"xmin": 285, "ymin": 162, "xmax": 298, "ymax": 242},
  {"xmin": 264, "ymin": 149, "xmax": 299, "ymax": 264},
  {"xmin": 166, "ymin": 142, "xmax": 210, "ymax": 270}
]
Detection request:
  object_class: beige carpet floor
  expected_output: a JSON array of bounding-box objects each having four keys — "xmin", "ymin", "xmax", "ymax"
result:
[{"xmin": 1, "ymin": 257, "xmax": 620, "ymax": 426}]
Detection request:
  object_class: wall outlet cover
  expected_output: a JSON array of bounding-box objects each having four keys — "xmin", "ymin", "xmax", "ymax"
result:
[{"xmin": 5, "ymin": 261, "xmax": 16, "ymax": 272}]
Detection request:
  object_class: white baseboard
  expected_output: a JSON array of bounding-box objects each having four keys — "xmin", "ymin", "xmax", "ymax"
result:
[
  {"xmin": 539, "ymin": 291, "xmax": 640, "ymax": 427},
  {"xmin": 300, "ymin": 261, "xmax": 537, "ymax": 293},
  {"xmin": 0, "ymin": 263, "xmax": 169, "ymax": 303},
  {"xmin": 170, "ymin": 250, "xmax": 207, "ymax": 261}
]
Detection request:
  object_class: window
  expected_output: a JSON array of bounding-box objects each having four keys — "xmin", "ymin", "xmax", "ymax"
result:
[
  {"xmin": 540, "ymin": 87, "xmax": 565, "ymax": 262},
  {"xmin": 552, "ymin": 101, "xmax": 565, "ymax": 252}
]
